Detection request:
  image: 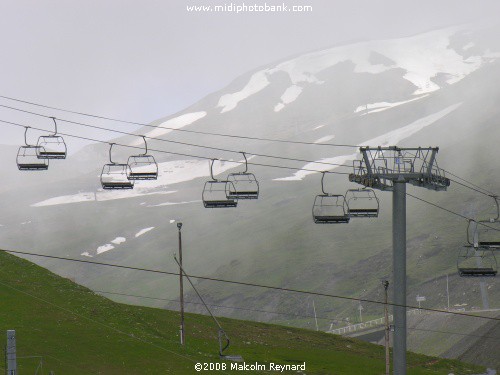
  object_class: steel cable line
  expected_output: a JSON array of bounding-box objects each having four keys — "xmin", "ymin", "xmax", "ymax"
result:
[
  {"xmin": 0, "ymin": 119, "xmax": 351, "ymax": 175},
  {"xmin": 2, "ymin": 248, "xmax": 499, "ymax": 323},
  {"xmin": 2, "ymin": 95, "xmax": 497, "ymax": 197},
  {"xmin": 0, "ymin": 95, "xmax": 360, "ymax": 148},
  {"xmin": 0, "ymin": 103, "xmax": 354, "ymax": 169},
  {"xmin": 2, "ymin": 118, "xmax": 498, "ymax": 228},
  {"xmin": 406, "ymin": 192, "xmax": 500, "ymax": 232}
]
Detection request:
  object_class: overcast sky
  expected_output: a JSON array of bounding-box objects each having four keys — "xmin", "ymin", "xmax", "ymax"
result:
[{"xmin": 0, "ymin": 0, "xmax": 498, "ymax": 148}]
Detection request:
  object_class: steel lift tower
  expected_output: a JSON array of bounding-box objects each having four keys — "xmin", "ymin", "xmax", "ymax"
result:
[{"xmin": 349, "ymin": 146, "xmax": 450, "ymax": 375}]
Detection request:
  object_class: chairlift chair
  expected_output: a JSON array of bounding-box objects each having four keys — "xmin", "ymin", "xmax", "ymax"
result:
[
  {"xmin": 37, "ymin": 117, "xmax": 67, "ymax": 159},
  {"xmin": 101, "ymin": 143, "xmax": 134, "ymax": 189},
  {"xmin": 227, "ymin": 152, "xmax": 259, "ymax": 199},
  {"xmin": 202, "ymin": 159, "xmax": 237, "ymax": 208},
  {"xmin": 457, "ymin": 246, "xmax": 497, "ymax": 277},
  {"xmin": 127, "ymin": 136, "xmax": 158, "ymax": 180},
  {"xmin": 312, "ymin": 172, "xmax": 350, "ymax": 224},
  {"xmin": 345, "ymin": 188, "xmax": 380, "ymax": 217},
  {"xmin": 17, "ymin": 127, "xmax": 49, "ymax": 171}
]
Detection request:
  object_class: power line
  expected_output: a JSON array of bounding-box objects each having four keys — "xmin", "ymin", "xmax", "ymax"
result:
[
  {"xmin": 0, "ymin": 94, "xmax": 360, "ymax": 148},
  {"xmin": 3, "ymin": 248, "xmax": 499, "ymax": 323},
  {"xmin": 0, "ymin": 279, "xmax": 203, "ymax": 367},
  {"xmin": 96, "ymin": 290, "xmax": 500, "ymax": 341},
  {"xmin": 0, "ymin": 118, "xmax": 351, "ymax": 176},
  {"xmin": 94, "ymin": 290, "xmax": 347, "ymax": 323}
]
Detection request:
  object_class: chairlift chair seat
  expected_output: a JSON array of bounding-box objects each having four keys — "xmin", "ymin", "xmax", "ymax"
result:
[
  {"xmin": 457, "ymin": 247, "xmax": 497, "ymax": 278},
  {"xmin": 478, "ymin": 241, "xmax": 500, "ymax": 248},
  {"xmin": 312, "ymin": 195, "xmax": 350, "ymax": 224},
  {"xmin": 37, "ymin": 135, "xmax": 67, "ymax": 159},
  {"xmin": 458, "ymin": 268, "xmax": 497, "ymax": 277},
  {"xmin": 17, "ymin": 146, "xmax": 49, "ymax": 170},
  {"xmin": 227, "ymin": 172, "xmax": 259, "ymax": 199},
  {"xmin": 127, "ymin": 155, "xmax": 158, "ymax": 180},
  {"xmin": 203, "ymin": 181, "xmax": 237, "ymax": 208},
  {"xmin": 220, "ymin": 355, "xmax": 244, "ymax": 362},
  {"xmin": 101, "ymin": 164, "xmax": 134, "ymax": 189}
]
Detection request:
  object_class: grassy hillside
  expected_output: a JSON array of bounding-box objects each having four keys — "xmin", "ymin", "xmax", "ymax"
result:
[{"xmin": 0, "ymin": 251, "xmax": 485, "ymax": 374}]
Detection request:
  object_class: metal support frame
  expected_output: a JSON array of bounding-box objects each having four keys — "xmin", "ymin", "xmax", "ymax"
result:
[
  {"xmin": 383, "ymin": 280, "xmax": 390, "ymax": 375},
  {"xmin": 177, "ymin": 222, "xmax": 185, "ymax": 346},
  {"xmin": 349, "ymin": 146, "xmax": 450, "ymax": 375},
  {"xmin": 392, "ymin": 181, "xmax": 406, "ymax": 375}
]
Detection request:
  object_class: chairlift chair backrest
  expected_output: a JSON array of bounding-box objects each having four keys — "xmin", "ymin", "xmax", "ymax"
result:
[
  {"xmin": 127, "ymin": 137, "xmax": 158, "ymax": 180},
  {"xmin": 36, "ymin": 118, "xmax": 67, "ymax": 159},
  {"xmin": 345, "ymin": 188, "xmax": 380, "ymax": 217},
  {"xmin": 100, "ymin": 143, "xmax": 134, "ymax": 189},
  {"xmin": 312, "ymin": 172, "xmax": 350, "ymax": 224},
  {"xmin": 202, "ymin": 159, "xmax": 238, "ymax": 208},
  {"xmin": 17, "ymin": 127, "xmax": 49, "ymax": 171},
  {"xmin": 226, "ymin": 152, "xmax": 259, "ymax": 199}
]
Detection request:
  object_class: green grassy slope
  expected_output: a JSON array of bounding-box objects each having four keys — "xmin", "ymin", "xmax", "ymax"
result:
[{"xmin": 0, "ymin": 251, "xmax": 486, "ymax": 374}]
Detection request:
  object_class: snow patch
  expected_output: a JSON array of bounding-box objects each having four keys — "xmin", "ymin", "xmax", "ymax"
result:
[
  {"xmin": 33, "ymin": 156, "xmax": 248, "ymax": 208},
  {"xmin": 111, "ymin": 237, "xmax": 126, "ymax": 245},
  {"xmin": 219, "ymin": 26, "xmax": 496, "ymax": 111},
  {"xmin": 96, "ymin": 244, "xmax": 114, "ymax": 255},
  {"xmin": 274, "ymin": 85, "xmax": 303, "ymax": 112},
  {"xmin": 355, "ymin": 95, "xmax": 428, "ymax": 115},
  {"xmin": 135, "ymin": 227, "xmax": 155, "ymax": 238},
  {"xmin": 137, "ymin": 112, "xmax": 207, "ymax": 141},
  {"xmin": 314, "ymin": 135, "xmax": 335, "ymax": 144},
  {"xmin": 81, "ymin": 252, "xmax": 93, "ymax": 258},
  {"xmin": 148, "ymin": 200, "xmax": 201, "ymax": 207},
  {"xmin": 32, "ymin": 190, "xmax": 176, "ymax": 207},
  {"xmin": 217, "ymin": 70, "xmax": 270, "ymax": 113},
  {"xmin": 313, "ymin": 124, "xmax": 325, "ymax": 130},
  {"xmin": 274, "ymin": 103, "xmax": 461, "ymax": 181},
  {"xmin": 169, "ymin": 220, "xmax": 175, "ymax": 224}
]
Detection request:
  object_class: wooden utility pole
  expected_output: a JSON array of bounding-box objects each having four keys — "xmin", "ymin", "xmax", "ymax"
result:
[{"xmin": 383, "ymin": 280, "xmax": 390, "ymax": 375}]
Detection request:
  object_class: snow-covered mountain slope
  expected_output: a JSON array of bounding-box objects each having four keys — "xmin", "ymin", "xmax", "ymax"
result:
[{"xmin": 0, "ymin": 26, "xmax": 499, "ymax": 343}]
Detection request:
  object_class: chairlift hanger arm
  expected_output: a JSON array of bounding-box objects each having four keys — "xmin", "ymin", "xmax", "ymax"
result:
[
  {"xmin": 321, "ymin": 171, "xmax": 327, "ymax": 195},
  {"xmin": 24, "ymin": 126, "xmax": 30, "ymax": 146},
  {"xmin": 467, "ymin": 219, "xmax": 476, "ymax": 246},
  {"xmin": 491, "ymin": 195, "xmax": 499, "ymax": 222},
  {"xmin": 142, "ymin": 135, "xmax": 148, "ymax": 155},
  {"xmin": 108, "ymin": 143, "xmax": 116, "ymax": 164},
  {"xmin": 241, "ymin": 152, "xmax": 248, "ymax": 173},
  {"xmin": 209, "ymin": 159, "xmax": 218, "ymax": 181},
  {"xmin": 50, "ymin": 117, "xmax": 58, "ymax": 136}
]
